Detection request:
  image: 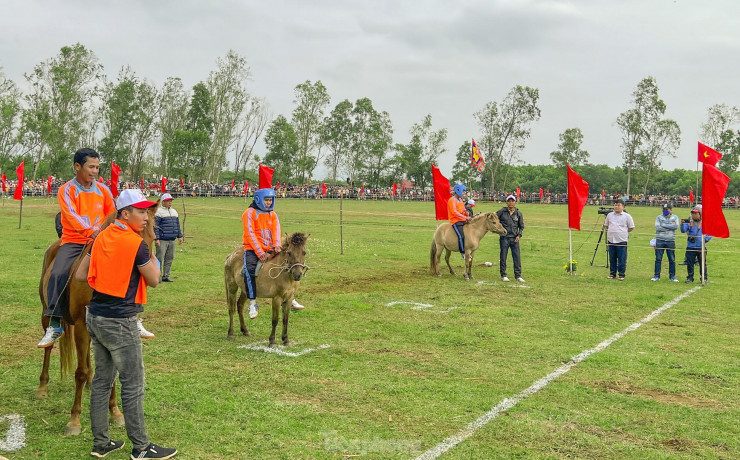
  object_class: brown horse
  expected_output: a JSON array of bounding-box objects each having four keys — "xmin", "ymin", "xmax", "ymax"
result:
[
  {"xmin": 224, "ymin": 232, "xmax": 309, "ymax": 345},
  {"xmin": 37, "ymin": 205, "xmax": 158, "ymax": 436},
  {"xmin": 430, "ymin": 212, "xmax": 507, "ymax": 280}
]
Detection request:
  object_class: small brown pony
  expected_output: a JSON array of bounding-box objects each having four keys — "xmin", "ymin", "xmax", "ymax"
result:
[
  {"xmin": 224, "ymin": 232, "xmax": 309, "ymax": 345},
  {"xmin": 37, "ymin": 204, "xmax": 158, "ymax": 435},
  {"xmin": 430, "ymin": 212, "xmax": 507, "ymax": 280}
]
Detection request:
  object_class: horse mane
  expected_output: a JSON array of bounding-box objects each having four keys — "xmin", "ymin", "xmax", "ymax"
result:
[
  {"xmin": 287, "ymin": 232, "xmax": 307, "ymax": 248},
  {"xmin": 469, "ymin": 212, "xmax": 488, "ymax": 223}
]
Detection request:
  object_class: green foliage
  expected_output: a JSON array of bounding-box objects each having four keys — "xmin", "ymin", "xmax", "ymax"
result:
[
  {"xmin": 292, "ymin": 80, "xmax": 330, "ymax": 183},
  {"xmin": 550, "ymin": 127, "xmax": 589, "ymax": 167},
  {"xmin": 264, "ymin": 114, "xmax": 299, "ymax": 181}
]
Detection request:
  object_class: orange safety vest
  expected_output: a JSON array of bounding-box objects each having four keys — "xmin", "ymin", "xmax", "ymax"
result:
[
  {"xmin": 88, "ymin": 220, "xmax": 148, "ymax": 304},
  {"xmin": 242, "ymin": 207, "xmax": 282, "ymax": 257},
  {"xmin": 59, "ymin": 179, "xmax": 116, "ymax": 245},
  {"xmin": 447, "ymin": 196, "xmax": 467, "ymax": 225}
]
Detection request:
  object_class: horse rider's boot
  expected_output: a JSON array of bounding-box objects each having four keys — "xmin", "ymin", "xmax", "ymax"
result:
[
  {"xmin": 248, "ymin": 300, "xmax": 259, "ymax": 319},
  {"xmin": 291, "ymin": 299, "xmax": 305, "ymax": 310},
  {"xmin": 38, "ymin": 320, "xmax": 64, "ymax": 348}
]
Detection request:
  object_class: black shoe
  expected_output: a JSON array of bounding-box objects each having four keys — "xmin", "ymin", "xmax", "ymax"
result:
[
  {"xmin": 678, "ymin": 261, "xmax": 687, "ymax": 265},
  {"xmin": 131, "ymin": 443, "xmax": 177, "ymax": 459},
  {"xmin": 685, "ymin": 279, "xmax": 693, "ymax": 283},
  {"xmin": 91, "ymin": 440, "xmax": 124, "ymax": 458},
  {"xmin": 161, "ymin": 278, "xmax": 173, "ymax": 283}
]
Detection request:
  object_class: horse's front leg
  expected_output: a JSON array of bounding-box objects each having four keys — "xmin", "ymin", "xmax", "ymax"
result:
[
  {"xmin": 466, "ymin": 251, "xmax": 474, "ymax": 280},
  {"xmin": 66, "ymin": 323, "xmax": 88, "ymax": 436},
  {"xmin": 237, "ymin": 292, "xmax": 249, "ymax": 337},
  {"xmin": 268, "ymin": 297, "xmax": 280, "ymax": 346},
  {"xmin": 444, "ymin": 249, "xmax": 455, "ymax": 275},
  {"xmin": 281, "ymin": 298, "xmax": 291, "ymax": 346},
  {"xmin": 109, "ymin": 382, "xmax": 124, "ymax": 427}
]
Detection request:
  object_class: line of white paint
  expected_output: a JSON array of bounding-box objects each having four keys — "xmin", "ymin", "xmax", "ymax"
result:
[
  {"xmin": 0, "ymin": 414, "xmax": 26, "ymax": 452},
  {"xmin": 386, "ymin": 301, "xmax": 458, "ymax": 313},
  {"xmin": 415, "ymin": 286, "xmax": 702, "ymax": 460},
  {"xmin": 237, "ymin": 342, "xmax": 330, "ymax": 357}
]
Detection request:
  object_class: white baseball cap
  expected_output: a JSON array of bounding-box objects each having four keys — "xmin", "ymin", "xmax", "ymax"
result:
[
  {"xmin": 467, "ymin": 199, "xmax": 475, "ymax": 206},
  {"xmin": 116, "ymin": 189, "xmax": 157, "ymax": 210},
  {"xmin": 161, "ymin": 193, "xmax": 173, "ymax": 201},
  {"xmin": 506, "ymin": 194, "xmax": 516, "ymax": 201}
]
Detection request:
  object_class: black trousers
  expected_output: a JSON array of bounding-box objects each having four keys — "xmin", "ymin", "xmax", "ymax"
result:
[
  {"xmin": 45, "ymin": 243, "xmax": 86, "ymax": 318},
  {"xmin": 499, "ymin": 237, "xmax": 522, "ymax": 278},
  {"xmin": 452, "ymin": 222, "xmax": 465, "ymax": 253},
  {"xmin": 243, "ymin": 250, "xmax": 260, "ymax": 300}
]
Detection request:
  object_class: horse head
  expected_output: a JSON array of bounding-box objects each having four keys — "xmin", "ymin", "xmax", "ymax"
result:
[
  {"xmin": 283, "ymin": 232, "xmax": 310, "ymax": 281},
  {"xmin": 485, "ymin": 212, "xmax": 508, "ymax": 236}
]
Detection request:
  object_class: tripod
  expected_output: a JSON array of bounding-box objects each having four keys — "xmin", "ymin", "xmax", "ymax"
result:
[{"xmin": 590, "ymin": 219, "xmax": 609, "ymax": 268}]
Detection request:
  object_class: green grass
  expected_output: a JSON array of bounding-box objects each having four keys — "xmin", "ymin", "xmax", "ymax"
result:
[{"xmin": 1, "ymin": 197, "xmax": 738, "ymax": 459}]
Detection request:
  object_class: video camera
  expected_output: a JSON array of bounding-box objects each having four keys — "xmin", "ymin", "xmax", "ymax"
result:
[{"xmin": 597, "ymin": 206, "xmax": 612, "ymax": 215}]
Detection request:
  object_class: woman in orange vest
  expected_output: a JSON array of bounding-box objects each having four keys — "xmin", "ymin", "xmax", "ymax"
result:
[{"xmin": 447, "ymin": 183, "xmax": 469, "ymax": 260}]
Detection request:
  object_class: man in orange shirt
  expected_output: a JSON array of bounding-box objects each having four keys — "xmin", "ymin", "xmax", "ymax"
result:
[
  {"xmin": 447, "ymin": 183, "xmax": 469, "ymax": 261},
  {"xmin": 38, "ymin": 148, "xmax": 116, "ymax": 348},
  {"xmin": 242, "ymin": 188, "xmax": 304, "ymax": 319}
]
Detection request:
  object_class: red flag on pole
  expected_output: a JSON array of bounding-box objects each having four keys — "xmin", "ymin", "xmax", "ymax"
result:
[
  {"xmin": 98, "ymin": 176, "xmax": 104, "ymax": 183},
  {"xmin": 689, "ymin": 189, "xmax": 694, "ymax": 202},
  {"xmin": 161, "ymin": 177, "xmax": 167, "ymax": 193},
  {"xmin": 231, "ymin": 179, "xmax": 235, "ymax": 190},
  {"xmin": 431, "ymin": 164, "xmax": 451, "ymax": 220},
  {"xmin": 244, "ymin": 180, "xmax": 249, "ymax": 191},
  {"xmin": 276, "ymin": 180, "xmax": 280, "ymax": 189},
  {"xmin": 516, "ymin": 187, "xmax": 521, "ymax": 200},
  {"xmin": 180, "ymin": 177, "xmax": 184, "ymax": 187},
  {"xmin": 1, "ymin": 173, "xmax": 6, "ymax": 192},
  {"xmin": 322, "ymin": 182, "xmax": 327, "ymax": 197},
  {"xmin": 567, "ymin": 164, "xmax": 590, "ymax": 230},
  {"xmin": 602, "ymin": 189, "xmax": 605, "ymax": 200},
  {"xmin": 259, "ymin": 164, "xmax": 274, "ymax": 189},
  {"xmin": 701, "ymin": 162, "xmax": 730, "ymax": 238},
  {"xmin": 539, "ymin": 188, "xmax": 543, "ymax": 198},
  {"xmin": 698, "ymin": 142, "xmax": 722, "ymax": 166},
  {"xmin": 393, "ymin": 183, "xmax": 397, "ymax": 196},
  {"xmin": 360, "ymin": 183, "xmax": 365, "ymax": 194},
  {"xmin": 110, "ymin": 162, "xmax": 121, "ymax": 198},
  {"xmin": 13, "ymin": 161, "xmax": 24, "ymax": 200},
  {"xmin": 47, "ymin": 176, "xmax": 53, "ymax": 194},
  {"xmin": 402, "ymin": 183, "xmax": 406, "ymax": 194}
]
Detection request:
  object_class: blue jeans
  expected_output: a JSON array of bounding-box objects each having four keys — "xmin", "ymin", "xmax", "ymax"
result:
[
  {"xmin": 654, "ymin": 239, "xmax": 676, "ymax": 279},
  {"xmin": 608, "ymin": 242, "xmax": 627, "ymax": 277},
  {"xmin": 86, "ymin": 312, "xmax": 149, "ymax": 451}
]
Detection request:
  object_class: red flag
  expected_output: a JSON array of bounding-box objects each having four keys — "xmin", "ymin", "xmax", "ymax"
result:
[
  {"xmin": 701, "ymin": 163, "xmax": 730, "ymax": 238},
  {"xmin": 698, "ymin": 142, "xmax": 722, "ymax": 166},
  {"xmin": 110, "ymin": 162, "xmax": 121, "ymax": 198},
  {"xmin": 567, "ymin": 164, "xmax": 589, "ymax": 230},
  {"xmin": 276, "ymin": 180, "xmax": 280, "ymax": 189},
  {"xmin": 1, "ymin": 173, "xmax": 6, "ymax": 192},
  {"xmin": 516, "ymin": 187, "xmax": 521, "ymax": 200},
  {"xmin": 244, "ymin": 180, "xmax": 249, "ymax": 191},
  {"xmin": 360, "ymin": 183, "xmax": 365, "ymax": 194},
  {"xmin": 180, "ymin": 177, "xmax": 184, "ymax": 187},
  {"xmin": 322, "ymin": 182, "xmax": 327, "ymax": 197},
  {"xmin": 602, "ymin": 189, "xmax": 605, "ymax": 199},
  {"xmin": 259, "ymin": 164, "xmax": 274, "ymax": 189},
  {"xmin": 539, "ymin": 188, "xmax": 543, "ymax": 198},
  {"xmin": 689, "ymin": 189, "xmax": 694, "ymax": 202},
  {"xmin": 402, "ymin": 183, "xmax": 406, "ymax": 194},
  {"xmin": 140, "ymin": 178, "xmax": 144, "ymax": 190},
  {"xmin": 393, "ymin": 183, "xmax": 397, "ymax": 196},
  {"xmin": 13, "ymin": 161, "xmax": 24, "ymax": 200},
  {"xmin": 98, "ymin": 176, "xmax": 104, "ymax": 183},
  {"xmin": 231, "ymin": 178, "xmax": 235, "ymax": 190},
  {"xmin": 431, "ymin": 164, "xmax": 451, "ymax": 220},
  {"xmin": 47, "ymin": 176, "xmax": 53, "ymax": 194},
  {"xmin": 161, "ymin": 177, "xmax": 167, "ymax": 193}
]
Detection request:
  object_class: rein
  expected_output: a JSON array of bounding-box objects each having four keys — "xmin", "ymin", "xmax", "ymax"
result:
[{"xmin": 265, "ymin": 253, "xmax": 310, "ymax": 279}]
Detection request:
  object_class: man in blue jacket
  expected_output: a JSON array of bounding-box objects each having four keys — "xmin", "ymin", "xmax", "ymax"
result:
[
  {"xmin": 154, "ymin": 193, "xmax": 183, "ymax": 283},
  {"xmin": 651, "ymin": 203, "xmax": 680, "ymax": 282},
  {"xmin": 680, "ymin": 205, "xmax": 711, "ymax": 283}
]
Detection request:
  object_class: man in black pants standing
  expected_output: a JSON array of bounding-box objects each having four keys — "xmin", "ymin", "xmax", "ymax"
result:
[{"xmin": 496, "ymin": 195, "xmax": 525, "ymax": 283}]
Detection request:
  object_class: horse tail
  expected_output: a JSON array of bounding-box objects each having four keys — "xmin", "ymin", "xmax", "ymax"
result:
[
  {"xmin": 58, "ymin": 322, "xmax": 75, "ymax": 379},
  {"xmin": 430, "ymin": 239, "xmax": 438, "ymax": 274}
]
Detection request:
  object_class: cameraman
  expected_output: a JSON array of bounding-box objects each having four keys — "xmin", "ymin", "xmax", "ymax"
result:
[
  {"xmin": 680, "ymin": 205, "xmax": 711, "ymax": 283},
  {"xmin": 604, "ymin": 201, "xmax": 635, "ymax": 281}
]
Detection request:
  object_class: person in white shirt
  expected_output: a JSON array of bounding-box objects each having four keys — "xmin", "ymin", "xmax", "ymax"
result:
[{"xmin": 603, "ymin": 201, "xmax": 635, "ymax": 280}]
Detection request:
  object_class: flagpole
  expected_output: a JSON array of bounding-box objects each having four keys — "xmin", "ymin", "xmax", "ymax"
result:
[
  {"xmin": 181, "ymin": 194, "xmax": 187, "ymax": 237},
  {"xmin": 18, "ymin": 196, "xmax": 23, "ymax": 229},
  {"xmin": 568, "ymin": 228, "xmax": 574, "ymax": 276},
  {"xmin": 339, "ymin": 189, "xmax": 344, "ymax": 255},
  {"xmin": 700, "ymin": 231, "xmax": 706, "ymax": 286}
]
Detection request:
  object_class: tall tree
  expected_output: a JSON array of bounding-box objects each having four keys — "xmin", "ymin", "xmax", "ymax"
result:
[
  {"xmin": 233, "ymin": 96, "xmax": 269, "ymax": 181},
  {"xmin": 291, "ymin": 80, "xmax": 330, "ymax": 183},
  {"xmin": 451, "ymin": 140, "xmax": 477, "ymax": 185},
  {"xmin": 396, "ymin": 114, "xmax": 447, "ymax": 188},
  {"xmin": 700, "ymin": 103, "xmax": 740, "ymax": 148},
  {"xmin": 264, "ymin": 114, "xmax": 298, "ymax": 181},
  {"xmin": 174, "ymin": 82, "xmax": 213, "ymax": 180},
  {"xmin": 549, "ymin": 127, "xmax": 589, "ymax": 167},
  {"xmin": 638, "ymin": 118, "xmax": 681, "ymax": 196},
  {"xmin": 715, "ymin": 129, "xmax": 740, "ymax": 173},
  {"xmin": 475, "ymin": 85, "xmax": 540, "ymax": 192},
  {"xmin": 0, "ymin": 69, "xmax": 22, "ymax": 168},
  {"xmin": 323, "ymin": 99, "xmax": 354, "ymax": 184},
  {"xmin": 157, "ymin": 77, "xmax": 189, "ymax": 178},
  {"xmin": 20, "ymin": 43, "xmax": 103, "ymax": 178}
]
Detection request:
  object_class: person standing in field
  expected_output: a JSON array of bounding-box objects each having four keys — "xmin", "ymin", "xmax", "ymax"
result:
[
  {"xmin": 496, "ymin": 195, "xmax": 525, "ymax": 282},
  {"xmin": 604, "ymin": 201, "xmax": 635, "ymax": 281},
  {"xmin": 447, "ymin": 184, "xmax": 469, "ymax": 261},
  {"xmin": 681, "ymin": 205, "xmax": 711, "ymax": 283},
  {"xmin": 651, "ymin": 203, "xmax": 680, "ymax": 282},
  {"xmin": 38, "ymin": 148, "xmax": 116, "ymax": 348},
  {"xmin": 465, "ymin": 199, "xmax": 475, "ymax": 218},
  {"xmin": 154, "ymin": 193, "xmax": 183, "ymax": 283}
]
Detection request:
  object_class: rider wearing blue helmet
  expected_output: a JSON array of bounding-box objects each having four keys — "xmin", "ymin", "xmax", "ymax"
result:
[
  {"xmin": 241, "ymin": 188, "xmax": 304, "ymax": 319},
  {"xmin": 447, "ymin": 183, "xmax": 470, "ymax": 261}
]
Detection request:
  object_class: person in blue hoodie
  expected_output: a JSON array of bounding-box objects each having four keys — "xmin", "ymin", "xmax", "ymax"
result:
[
  {"xmin": 651, "ymin": 203, "xmax": 680, "ymax": 282},
  {"xmin": 680, "ymin": 205, "xmax": 711, "ymax": 283},
  {"xmin": 154, "ymin": 193, "xmax": 183, "ymax": 283}
]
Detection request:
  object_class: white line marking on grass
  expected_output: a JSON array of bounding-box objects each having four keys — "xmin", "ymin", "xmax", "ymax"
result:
[
  {"xmin": 475, "ymin": 281, "xmax": 530, "ymax": 289},
  {"xmin": 386, "ymin": 301, "xmax": 458, "ymax": 313},
  {"xmin": 0, "ymin": 414, "xmax": 26, "ymax": 452},
  {"xmin": 415, "ymin": 286, "xmax": 702, "ymax": 460},
  {"xmin": 237, "ymin": 342, "xmax": 330, "ymax": 357}
]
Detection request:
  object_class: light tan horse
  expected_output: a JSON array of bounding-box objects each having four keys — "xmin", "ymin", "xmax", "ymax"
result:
[
  {"xmin": 430, "ymin": 212, "xmax": 507, "ymax": 280},
  {"xmin": 224, "ymin": 232, "xmax": 309, "ymax": 345},
  {"xmin": 37, "ymin": 205, "xmax": 158, "ymax": 436}
]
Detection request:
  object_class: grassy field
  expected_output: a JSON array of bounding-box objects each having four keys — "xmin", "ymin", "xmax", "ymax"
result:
[{"xmin": 1, "ymin": 196, "xmax": 738, "ymax": 459}]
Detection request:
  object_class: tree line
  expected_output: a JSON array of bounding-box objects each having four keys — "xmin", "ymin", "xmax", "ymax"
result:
[{"xmin": 1, "ymin": 44, "xmax": 739, "ymax": 195}]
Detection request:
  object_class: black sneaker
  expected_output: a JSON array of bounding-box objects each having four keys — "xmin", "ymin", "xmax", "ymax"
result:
[
  {"xmin": 131, "ymin": 443, "xmax": 177, "ymax": 459},
  {"xmin": 91, "ymin": 439, "xmax": 125, "ymax": 458}
]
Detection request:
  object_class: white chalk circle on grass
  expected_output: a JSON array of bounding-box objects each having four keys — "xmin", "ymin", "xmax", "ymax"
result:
[
  {"xmin": 0, "ymin": 413, "xmax": 26, "ymax": 452},
  {"xmin": 237, "ymin": 342, "xmax": 330, "ymax": 357},
  {"xmin": 386, "ymin": 301, "xmax": 458, "ymax": 313}
]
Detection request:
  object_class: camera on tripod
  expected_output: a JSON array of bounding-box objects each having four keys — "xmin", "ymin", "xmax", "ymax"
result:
[{"xmin": 598, "ymin": 206, "xmax": 612, "ymax": 215}]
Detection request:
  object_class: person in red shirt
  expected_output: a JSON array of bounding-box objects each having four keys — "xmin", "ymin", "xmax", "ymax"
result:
[
  {"xmin": 447, "ymin": 184, "xmax": 469, "ymax": 261},
  {"xmin": 242, "ymin": 188, "xmax": 305, "ymax": 319},
  {"xmin": 39, "ymin": 148, "xmax": 116, "ymax": 348}
]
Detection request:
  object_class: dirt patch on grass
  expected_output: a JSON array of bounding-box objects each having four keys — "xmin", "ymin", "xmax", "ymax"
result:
[
  {"xmin": 590, "ymin": 380, "xmax": 725, "ymax": 409},
  {"xmin": 660, "ymin": 437, "xmax": 696, "ymax": 451}
]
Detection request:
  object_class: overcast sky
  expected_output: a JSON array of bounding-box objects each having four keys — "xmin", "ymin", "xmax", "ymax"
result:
[{"xmin": 2, "ymin": 0, "xmax": 739, "ymax": 177}]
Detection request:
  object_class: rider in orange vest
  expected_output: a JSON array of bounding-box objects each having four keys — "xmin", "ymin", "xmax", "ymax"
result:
[
  {"xmin": 242, "ymin": 188, "xmax": 305, "ymax": 319},
  {"xmin": 447, "ymin": 184, "xmax": 469, "ymax": 261}
]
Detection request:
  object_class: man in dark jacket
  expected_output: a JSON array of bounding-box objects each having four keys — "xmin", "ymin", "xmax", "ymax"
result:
[
  {"xmin": 154, "ymin": 193, "xmax": 183, "ymax": 282},
  {"xmin": 496, "ymin": 195, "xmax": 525, "ymax": 282}
]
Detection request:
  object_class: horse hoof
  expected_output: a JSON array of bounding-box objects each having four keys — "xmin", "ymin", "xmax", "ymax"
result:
[
  {"xmin": 64, "ymin": 425, "xmax": 82, "ymax": 436},
  {"xmin": 227, "ymin": 335, "xmax": 234, "ymax": 340},
  {"xmin": 111, "ymin": 415, "xmax": 125, "ymax": 426},
  {"xmin": 268, "ymin": 341, "xmax": 276, "ymax": 347},
  {"xmin": 35, "ymin": 388, "xmax": 48, "ymax": 399},
  {"xmin": 283, "ymin": 340, "xmax": 290, "ymax": 346},
  {"xmin": 242, "ymin": 331, "xmax": 250, "ymax": 337}
]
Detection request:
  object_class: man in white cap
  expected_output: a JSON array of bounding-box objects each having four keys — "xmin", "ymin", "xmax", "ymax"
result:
[
  {"xmin": 496, "ymin": 194, "xmax": 525, "ymax": 282},
  {"xmin": 465, "ymin": 199, "xmax": 475, "ymax": 218},
  {"xmin": 154, "ymin": 193, "xmax": 183, "ymax": 283}
]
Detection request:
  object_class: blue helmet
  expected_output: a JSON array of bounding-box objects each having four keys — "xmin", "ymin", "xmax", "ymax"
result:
[
  {"xmin": 453, "ymin": 184, "xmax": 467, "ymax": 197},
  {"xmin": 253, "ymin": 188, "xmax": 276, "ymax": 211}
]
